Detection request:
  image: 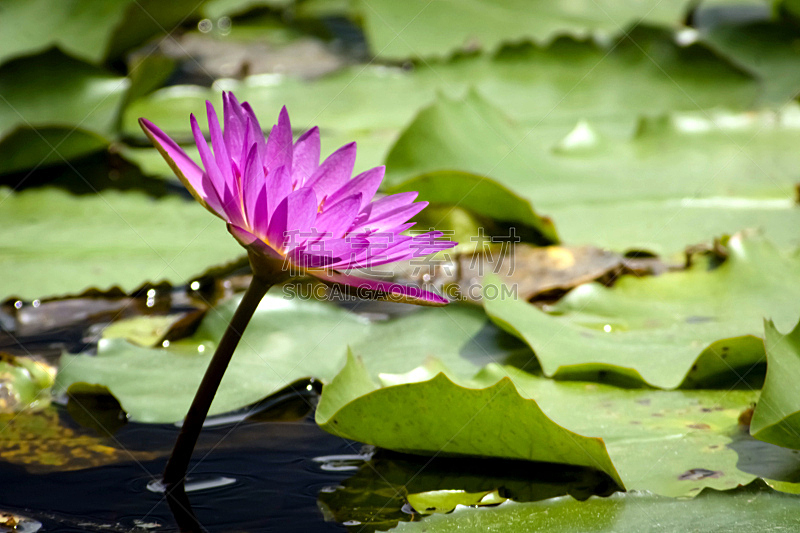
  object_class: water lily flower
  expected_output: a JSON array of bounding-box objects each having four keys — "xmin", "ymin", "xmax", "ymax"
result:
[{"xmin": 139, "ymin": 92, "xmax": 454, "ymax": 305}]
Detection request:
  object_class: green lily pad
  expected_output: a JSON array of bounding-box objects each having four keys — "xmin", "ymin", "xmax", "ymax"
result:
[
  {"xmin": 701, "ymin": 22, "xmax": 800, "ymax": 105},
  {"xmin": 317, "ymin": 354, "xmax": 624, "ymax": 489},
  {"xmin": 0, "ymin": 0, "xmax": 132, "ymax": 66},
  {"xmin": 56, "ymin": 294, "xmax": 523, "ymax": 422},
  {"xmin": 388, "ymin": 171, "xmax": 559, "ymax": 244},
  {"xmin": 751, "ymin": 318, "xmax": 800, "ymax": 449},
  {"xmin": 485, "ymin": 234, "xmax": 800, "ymax": 389},
  {"xmin": 122, "ymin": 29, "xmax": 757, "ymax": 178},
  {"xmin": 393, "ymin": 483, "xmax": 800, "ymax": 532},
  {"xmin": 355, "ymin": 0, "xmax": 709, "ymax": 59},
  {"xmin": 0, "ymin": 187, "xmax": 243, "ymax": 300},
  {"xmin": 0, "ymin": 50, "xmax": 129, "ymax": 174},
  {"xmin": 318, "ymin": 356, "xmax": 760, "ymax": 496},
  {"xmin": 0, "ymin": 354, "xmax": 55, "ymax": 414},
  {"xmin": 384, "ymin": 91, "xmax": 800, "ymax": 254}
]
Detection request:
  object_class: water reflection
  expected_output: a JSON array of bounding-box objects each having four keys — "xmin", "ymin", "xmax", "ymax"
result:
[{"xmin": 317, "ymin": 450, "xmax": 620, "ymax": 531}]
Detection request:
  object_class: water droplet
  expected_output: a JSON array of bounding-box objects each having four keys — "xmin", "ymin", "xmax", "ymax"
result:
[
  {"xmin": 190, "ymin": 281, "xmax": 201, "ymax": 291},
  {"xmin": 31, "ymin": 300, "xmax": 40, "ymax": 308},
  {"xmin": 13, "ymin": 300, "xmax": 22, "ymax": 309},
  {"xmin": 603, "ymin": 324, "xmax": 612, "ymax": 333},
  {"xmin": 162, "ymin": 340, "xmax": 170, "ymax": 348},
  {"xmin": 197, "ymin": 344, "xmax": 205, "ymax": 353},
  {"xmin": 198, "ymin": 18, "xmax": 212, "ymax": 33}
]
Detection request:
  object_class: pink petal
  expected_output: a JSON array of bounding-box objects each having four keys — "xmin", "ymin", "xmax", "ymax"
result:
[
  {"xmin": 227, "ymin": 224, "xmax": 283, "ymax": 259},
  {"xmin": 326, "ymin": 166, "xmax": 385, "ymax": 210},
  {"xmin": 266, "ymin": 164, "xmax": 291, "ymax": 221},
  {"xmin": 265, "ymin": 106, "xmax": 293, "ymax": 173},
  {"xmin": 292, "ymin": 126, "xmax": 320, "ymax": 188},
  {"xmin": 242, "ymin": 101, "xmax": 268, "ymax": 164},
  {"xmin": 288, "ymin": 236, "xmax": 370, "ymax": 269},
  {"xmin": 306, "ymin": 142, "xmax": 356, "ymax": 202},
  {"xmin": 206, "ymin": 101, "xmax": 234, "ymax": 183},
  {"xmin": 309, "ymin": 270, "xmax": 449, "ymax": 306},
  {"xmin": 223, "ymin": 92, "xmax": 247, "ymax": 161},
  {"xmin": 251, "ymin": 183, "xmax": 269, "ymax": 238},
  {"xmin": 353, "ymin": 201, "xmax": 428, "ymax": 233},
  {"xmin": 313, "ymin": 193, "xmax": 362, "ymax": 240},
  {"xmin": 242, "ymin": 144, "xmax": 262, "ymax": 228},
  {"xmin": 139, "ymin": 118, "xmax": 223, "ymax": 217},
  {"xmin": 267, "ymin": 187, "xmax": 317, "ymax": 251}
]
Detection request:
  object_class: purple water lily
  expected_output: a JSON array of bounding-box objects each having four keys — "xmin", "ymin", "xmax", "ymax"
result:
[{"xmin": 140, "ymin": 92, "xmax": 454, "ymax": 305}]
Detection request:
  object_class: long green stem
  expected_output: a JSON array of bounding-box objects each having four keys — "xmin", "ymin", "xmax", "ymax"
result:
[{"xmin": 163, "ymin": 276, "xmax": 271, "ymax": 488}]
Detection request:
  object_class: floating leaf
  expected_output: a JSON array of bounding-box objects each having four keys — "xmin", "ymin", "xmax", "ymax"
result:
[
  {"xmin": 356, "ymin": 0, "xmax": 709, "ymax": 59},
  {"xmin": 55, "ymin": 294, "xmax": 518, "ymax": 422},
  {"xmin": 485, "ymin": 234, "xmax": 800, "ymax": 389},
  {"xmin": 122, "ymin": 29, "xmax": 757, "ymax": 179},
  {"xmin": 0, "ymin": 187, "xmax": 243, "ymax": 300},
  {"xmin": 318, "ymin": 357, "xmax": 759, "ymax": 496},
  {"xmin": 0, "ymin": 354, "xmax": 55, "ymax": 413},
  {"xmin": 702, "ymin": 22, "xmax": 800, "ymax": 105},
  {"xmin": 0, "ymin": 408, "xmax": 155, "ymax": 473},
  {"xmin": 317, "ymin": 354, "xmax": 625, "ymax": 488},
  {"xmin": 389, "ymin": 171, "xmax": 559, "ymax": 244},
  {"xmin": 751, "ymin": 318, "xmax": 800, "ymax": 449},
  {"xmin": 385, "ymin": 92, "xmax": 800, "ymax": 254},
  {"xmin": 393, "ymin": 483, "xmax": 800, "ymax": 532},
  {"xmin": 0, "ymin": 0, "xmax": 132, "ymax": 66},
  {"xmin": 0, "ymin": 50, "xmax": 128, "ymax": 174}
]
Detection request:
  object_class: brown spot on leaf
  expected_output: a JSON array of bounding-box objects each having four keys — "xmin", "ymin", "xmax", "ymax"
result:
[
  {"xmin": 679, "ymin": 468, "xmax": 724, "ymax": 481},
  {"xmin": 738, "ymin": 406, "xmax": 755, "ymax": 427},
  {"xmin": 635, "ymin": 399, "xmax": 651, "ymax": 406},
  {"xmin": 687, "ymin": 423, "xmax": 711, "ymax": 430}
]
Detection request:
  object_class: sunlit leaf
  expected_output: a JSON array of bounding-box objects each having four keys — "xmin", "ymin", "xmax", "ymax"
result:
[
  {"xmin": 318, "ymin": 356, "xmax": 760, "ymax": 496},
  {"xmin": 55, "ymin": 294, "xmax": 521, "ymax": 422},
  {"xmin": 702, "ymin": 22, "xmax": 800, "ymax": 105},
  {"xmin": 0, "ymin": 0, "xmax": 132, "ymax": 66},
  {"xmin": 0, "ymin": 50, "xmax": 128, "ymax": 174},
  {"xmin": 122, "ymin": 29, "xmax": 757, "ymax": 180},
  {"xmin": 355, "ymin": 0, "xmax": 706, "ymax": 59},
  {"xmin": 317, "ymin": 354, "xmax": 624, "ymax": 488},
  {"xmin": 0, "ymin": 354, "xmax": 55, "ymax": 414},
  {"xmin": 393, "ymin": 483, "xmax": 800, "ymax": 532},
  {"xmin": 485, "ymin": 234, "xmax": 800, "ymax": 389},
  {"xmin": 385, "ymin": 92, "xmax": 800, "ymax": 254},
  {"xmin": 750, "ymin": 318, "xmax": 800, "ymax": 449},
  {"xmin": 0, "ymin": 187, "xmax": 243, "ymax": 300}
]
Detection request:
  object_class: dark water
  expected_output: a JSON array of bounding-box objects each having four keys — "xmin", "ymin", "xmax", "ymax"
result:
[{"xmin": 0, "ymin": 400, "xmax": 357, "ymax": 532}]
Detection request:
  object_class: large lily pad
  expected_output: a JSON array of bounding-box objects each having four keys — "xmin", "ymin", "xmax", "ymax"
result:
[
  {"xmin": 388, "ymin": 171, "xmax": 559, "ymax": 244},
  {"xmin": 317, "ymin": 354, "xmax": 624, "ymax": 488},
  {"xmin": 56, "ymin": 295, "xmax": 525, "ymax": 422},
  {"xmin": 122, "ymin": 29, "xmax": 757, "ymax": 178},
  {"xmin": 0, "ymin": 0, "xmax": 131, "ymax": 66},
  {"xmin": 384, "ymin": 92, "xmax": 800, "ymax": 254},
  {"xmin": 750, "ymin": 318, "xmax": 800, "ymax": 449},
  {"xmin": 0, "ymin": 187, "xmax": 243, "ymax": 300},
  {"xmin": 318, "ymin": 356, "xmax": 760, "ymax": 496},
  {"xmin": 355, "ymin": 0, "xmax": 706, "ymax": 59},
  {"xmin": 393, "ymin": 483, "xmax": 800, "ymax": 532},
  {"xmin": 0, "ymin": 51, "xmax": 129, "ymax": 174},
  {"xmin": 701, "ymin": 22, "xmax": 800, "ymax": 105},
  {"xmin": 484, "ymin": 234, "xmax": 800, "ymax": 389}
]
